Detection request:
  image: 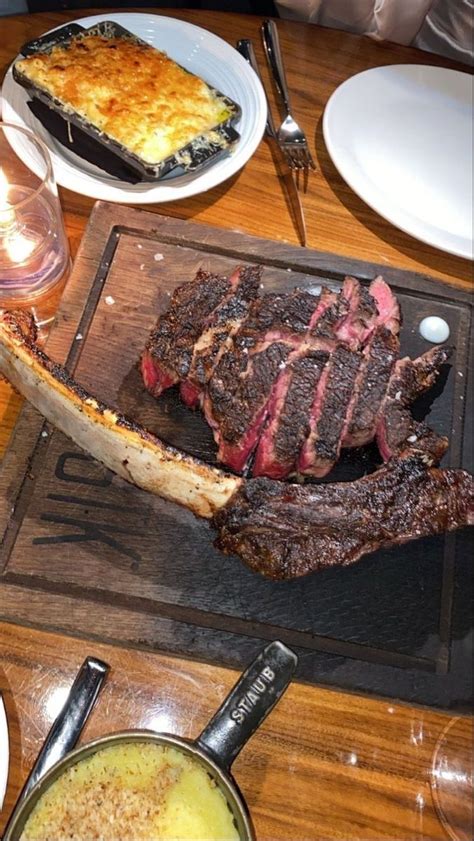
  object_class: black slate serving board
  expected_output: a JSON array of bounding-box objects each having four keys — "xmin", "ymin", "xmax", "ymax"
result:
[{"xmin": 1, "ymin": 202, "xmax": 472, "ymax": 710}]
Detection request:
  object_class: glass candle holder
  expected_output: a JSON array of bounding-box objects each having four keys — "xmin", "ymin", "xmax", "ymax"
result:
[{"xmin": 0, "ymin": 122, "xmax": 70, "ymax": 328}]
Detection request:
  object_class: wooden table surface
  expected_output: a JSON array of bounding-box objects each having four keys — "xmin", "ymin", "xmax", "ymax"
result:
[{"xmin": 0, "ymin": 9, "xmax": 472, "ymax": 840}]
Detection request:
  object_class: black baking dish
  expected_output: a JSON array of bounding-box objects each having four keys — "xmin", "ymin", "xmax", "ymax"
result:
[{"xmin": 13, "ymin": 21, "xmax": 242, "ymax": 183}]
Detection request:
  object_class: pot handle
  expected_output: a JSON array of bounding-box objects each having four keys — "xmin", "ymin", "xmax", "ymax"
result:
[
  {"xmin": 196, "ymin": 641, "xmax": 297, "ymax": 772},
  {"xmin": 13, "ymin": 656, "xmax": 108, "ymax": 806}
]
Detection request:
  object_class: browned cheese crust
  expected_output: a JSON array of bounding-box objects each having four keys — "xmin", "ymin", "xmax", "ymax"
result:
[{"xmin": 15, "ymin": 34, "xmax": 232, "ymax": 164}]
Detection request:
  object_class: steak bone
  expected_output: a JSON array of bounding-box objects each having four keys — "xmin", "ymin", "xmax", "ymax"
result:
[{"xmin": 0, "ymin": 310, "xmax": 241, "ymax": 519}]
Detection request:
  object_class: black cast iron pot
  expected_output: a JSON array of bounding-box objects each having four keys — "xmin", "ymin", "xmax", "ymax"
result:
[{"xmin": 4, "ymin": 641, "xmax": 297, "ymax": 840}]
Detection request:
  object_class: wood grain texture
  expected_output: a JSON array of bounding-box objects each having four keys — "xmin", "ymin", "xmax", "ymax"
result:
[
  {"xmin": 0, "ymin": 620, "xmax": 473, "ymax": 840},
  {"xmin": 0, "ymin": 9, "xmax": 473, "ymax": 454}
]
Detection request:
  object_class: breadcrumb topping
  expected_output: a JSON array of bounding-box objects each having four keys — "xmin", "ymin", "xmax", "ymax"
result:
[
  {"xmin": 15, "ymin": 35, "xmax": 232, "ymax": 165},
  {"xmin": 20, "ymin": 742, "xmax": 240, "ymax": 840}
]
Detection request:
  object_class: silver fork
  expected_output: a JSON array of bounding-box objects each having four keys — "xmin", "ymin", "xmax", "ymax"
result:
[{"xmin": 261, "ymin": 19, "xmax": 316, "ymax": 171}]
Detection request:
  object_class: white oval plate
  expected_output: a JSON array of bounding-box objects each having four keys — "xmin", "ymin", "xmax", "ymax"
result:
[
  {"xmin": 0, "ymin": 694, "xmax": 8, "ymax": 811},
  {"xmin": 1, "ymin": 12, "xmax": 267, "ymax": 204},
  {"xmin": 323, "ymin": 65, "xmax": 473, "ymax": 260}
]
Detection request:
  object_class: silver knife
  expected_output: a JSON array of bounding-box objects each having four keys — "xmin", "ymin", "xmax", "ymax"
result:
[{"xmin": 236, "ymin": 38, "xmax": 307, "ymax": 247}]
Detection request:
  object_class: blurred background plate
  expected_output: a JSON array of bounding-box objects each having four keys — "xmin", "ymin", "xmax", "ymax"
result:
[
  {"xmin": 323, "ymin": 65, "xmax": 473, "ymax": 260},
  {"xmin": 1, "ymin": 12, "xmax": 267, "ymax": 203},
  {"xmin": 0, "ymin": 694, "xmax": 8, "ymax": 811}
]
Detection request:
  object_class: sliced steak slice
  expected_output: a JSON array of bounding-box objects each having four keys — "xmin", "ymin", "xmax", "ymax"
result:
[
  {"xmin": 336, "ymin": 276, "xmax": 378, "ymax": 347},
  {"xmin": 377, "ymin": 345, "xmax": 452, "ymax": 460},
  {"xmin": 309, "ymin": 287, "xmax": 348, "ymax": 342},
  {"xmin": 296, "ymin": 278, "xmax": 381, "ymax": 477},
  {"xmin": 253, "ymin": 279, "xmax": 376, "ymax": 478},
  {"xmin": 308, "ymin": 276, "xmax": 376, "ymax": 347},
  {"xmin": 242, "ymin": 287, "xmax": 319, "ymax": 339},
  {"xmin": 251, "ymin": 288, "xmax": 333, "ymax": 478},
  {"xmin": 306, "ymin": 286, "xmax": 337, "ymax": 331},
  {"xmin": 252, "ymin": 349, "xmax": 330, "ymax": 478},
  {"xmin": 342, "ymin": 277, "xmax": 401, "ymax": 448},
  {"xmin": 206, "ymin": 339, "xmax": 292, "ymax": 473},
  {"xmin": 343, "ymin": 326, "xmax": 400, "ymax": 448},
  {"xmin": 202, "ymin": 288, "xmax": 322, "ymax": 473},
  {"xmin": 141, "ymin": 268, "xmax": 231, "ymax": 397},
  {"xmin": 179, "ymin": 379, "xmax": 205, "ymax": 410},
  {"xmin": 141, "ymin": 349, "xmax": 177, "ymax": 397},
  {"xmin": 369, "ymin": 275, "xmax": 401, "ymax": 335},
  {"xmin": 180, "ymin": 264, "xmax": 262, "ymax": 408},
  {"xmin": 214, "ymin": 443, "xmax": 474, "ymax": 580},
  {"xmin": 298, "ymin": 346, "xmax": 363, "ymax": 476}
]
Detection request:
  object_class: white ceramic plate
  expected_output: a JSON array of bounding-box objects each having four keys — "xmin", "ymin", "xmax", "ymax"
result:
[
  {"xmin": 1, "ymin": 12, "xmax": 267, "ymax": 203},
  {"xmin": 323, "ymin": 65, "xmax": 473, "ymax": 260},
  {"xmin": 0, "ymin": 694, "xmax": 8, "ymax": 811}
]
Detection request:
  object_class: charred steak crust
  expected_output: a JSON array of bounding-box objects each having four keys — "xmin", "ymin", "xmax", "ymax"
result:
[
  {"xmin": 242, "ymin": 288, "xmax": 318, "ymax": 337},
  {"xmin": 213, "ymin": 449, "xmax": 474, "ymax": 580},
  {"xmin": 357, "ymin": 283, "xmax": 378, "ymax": 323},
  {"xmin": 211, "ymin": 342, "xmax": 291, "ymax": 444},
  {"xmin": 189, "ymin": 265, "xmax": 262, "ymax": 388},
  {"xmin": 254, "ymin": 349, "xmax": 330, "ymax": 478},
  {"xmin": 142, "ymin": 269, "xmax": 230, "ymax": 392},
  {"xmin": 309, "ymin": 292, "xmax": 349, "ymax": 341},
  {"xmin": 273, "ymin": 351, "xmax": 329, "ymax": 459},
  {"xmin": 142, "ymin": 267, "xmax": 452, "ymax": 481},
  {"xmin": 203, "ymin": 288, "xmax": 325, "ymax": 471},
  {"xmin": 377, "ymin": 346, "xmax": 452, "ymax": 460},
  {"xmin": 209, "ymin": 341, "xmax": 293, "ymax": 473},
  {"xmin": 344, "ymin": 326, "xmax": 399, "ymax": 448},
  {"xmin": 302, "ymin": 346, "xmax": 362, "ymax": 474}
]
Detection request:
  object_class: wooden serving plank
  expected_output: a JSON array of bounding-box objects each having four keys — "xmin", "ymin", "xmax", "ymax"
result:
[{"xmin": 1, "ymin": 201, "xmax": 472, "ymax": 709}]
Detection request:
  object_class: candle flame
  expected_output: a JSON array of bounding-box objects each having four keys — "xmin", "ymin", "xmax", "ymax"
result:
[
  {"xmin": 6, "ymin": 230, "xmax": 36, "ymax": 263},
  {"xmin": 0, "ymin": 166, "xmax": 36, "ymax": 262}
]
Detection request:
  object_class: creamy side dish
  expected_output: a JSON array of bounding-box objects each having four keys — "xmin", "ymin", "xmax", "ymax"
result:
[
  {"xmin": 20, "ymin": 741, "xmax": 240, "ymax": 841},
  {"xmin": 15, "ymin": 34, "xmax": 233, "ymax": 164}
]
